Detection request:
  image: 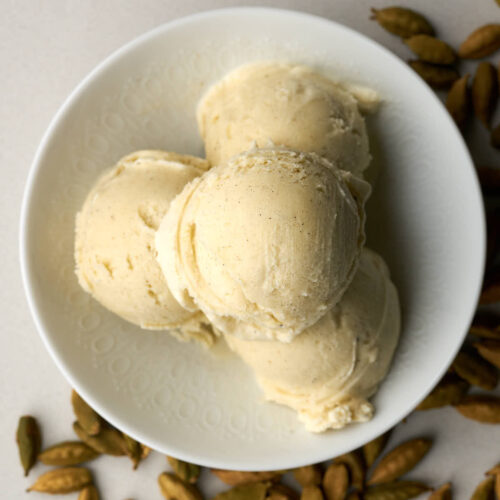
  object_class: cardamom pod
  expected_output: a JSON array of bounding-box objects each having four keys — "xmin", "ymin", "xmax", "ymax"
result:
[
  {"xmin": 370, "ymin": 7, "xmax": 434, "ymax": 38},
  {"xmin": 73, "ymin": 421, "xmax": 126, "ymax": 456},
  {"xmin": 416, "ymin": 374, "xmax": 469, "ymax": 410},
  {"xmin": 212, "ymin": 481, "xmax": 272, "ymax": 500},
  {"xmin": 79, "ymin": 484, "xmax": 100, "ymax": 500},
  {"xmin": 363, "ymin": 481, "xmax": 431, "ymax": 500},
  {"xmin": 301, "ymin": 486, "xmax": 325, "ymax": 500},
  {"xmin": 267, "ymin": 484, "xmax": 300, "ymax": 500},
  {"xmin": 293, "ymin": 464, "xmax": 323, "ymax": 487},
  {"xmin": 322, "ymin": 463, "xmax": 349, "ymax": 500},
  {"xmin": 408, "ymin": 61, "xmax": 459, "ymax": 89},
  {"xmin": 16, "ymin": 415, "xmax": 41, "ymax": 476},
  {"xmin": 405, "ymin": 35, "xmax": 456, "ymax": 64},
  {"xmin": 367, "ymin": 438, "xmax": 432, "ymax": 485},
  {"xmin": 211, "ymin": 468, "xmax": 283, "ymax": 486},
  {"xmin": 428, "ymin": 483, "xmax": 451, "ymax": 500},
  {"xmin": 334, "ymin": 450, "xmax": 365, "ymax": 490},
  {"xmin": 168, "ymin": 456, "xmax": 201, "ymax": 483},
  {"xmin": 486, "ymin": 464, "xmax": 500, "ymax": 476},
  {"xmin": 455, "ymin": 394, "xmax": 500, "ymax": 423},
  {"xmin": 452, "ymin": 350, "xmax": 498, "ymax": 390},
  {"xmin": 158, "ymin": 472, "xmax": 203, "ymax": 500},
  {"xmin": 27, "ymin": 467, "xmax": 92, "ymax": 494},
  {"xmin": 474, "ymin": 340, "xmax": 500, "ymax": 369},
  {"xmin": 470, "ymin": 476, "xmax": 495, "ymax": 500},
  {"xmin": 71, "ymin": 390, "xmax": 102, "ymax": 436},
  {"xmin": 486, "ymin": 468, "xmax": 500, "ymax": 500},
  {"xmin": 141, "ymin": 443, "xmax": 151, "ymax": 459},
  {"xmin": 459, "ymin": 24, "xmax": 500, "ymax": 59},
  {"xmin": 491, "ymin": 124, "xmax": 500, "ymax": 150},
  {"xmin": 472, "ymin": 62, "xmax": 498, "ymax": 129},
  {"xmin": 445, "ymin": 75, "xmax": 470, "ymax": 131},
  {"xmin": 363, "ymin": 431, "xmax": 392, "ymax": 468},
  {"xmin": 346, "ymin": 493, "xmax": 361, "ymax": 500},
  {"xmin": 123, "ymin": 433, "xmax": 142, "ymax": 469},
  {"xmin": 469, "ymin": 312, "xmax": 500, "ymax": 339},
  {"xmin": 39, "ymin": 440, "xmax": 100, "ymax": 466}
]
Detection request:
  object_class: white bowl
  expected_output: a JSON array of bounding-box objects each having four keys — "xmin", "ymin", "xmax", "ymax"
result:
[{"xmin": 20, "ymin": 7, "xmax": 485, "ymax": 470}]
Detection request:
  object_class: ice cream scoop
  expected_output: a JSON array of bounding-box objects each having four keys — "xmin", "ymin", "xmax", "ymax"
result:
[
  {"xmin": 74, "ymin": 150, "xmax": 215, "ymax": 345},
  {"xmin": 224, "ymin": 248, "xmax": 401, "ymax": 432},
  {"xmin": 197, "ymin": 61, "xmax": 371, "ymax": 175},
  {"xmin": 155, "ymin": 148, "xmax": 370, "ymax": 342}
]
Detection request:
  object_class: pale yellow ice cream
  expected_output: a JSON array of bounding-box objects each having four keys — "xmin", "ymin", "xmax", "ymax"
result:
[
  {"xmin": 155, "ymin": 148, "xmax": 370, "ymax": 342},
  {"xmin": 75, "ymin": 150, "xmax": 215, "ymax": 345},
  {"xmin": 225, "ymin": 248, "xmax": 400, "ymax": 432},
  {"xmin": 197, "ymin": 62, "xmax": 371, "ymax": 175}
]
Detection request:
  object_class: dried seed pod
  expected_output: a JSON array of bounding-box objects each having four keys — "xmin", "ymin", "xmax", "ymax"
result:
[
  {"xmin": 16, "ymin": 415, "xmax": 41, "ymax": 476},
  {"xmin": 211, "ymin": 468, "xmax": 283, "ymax": 486},
  {"xmin": 141, "ymin": 443, "xmax": 151, "ymax": 459},
  {"xmin": 323, "ymin": 463, "xmax": 349, "ymax": 500},
  {"xmin": 474, "ymin": 340, "xmax": 500, "ymax": 369},
  {"xmin": 473, "ymin": 63, "xmax": 498, "ymax": 129},
  {"xmin": 346, "ymin": 492, "xmax": 362, "ymax": 500},
  {"xmin": 364, "ymin": 481, "xmax": 431, "ymax": 500},
  {"xmin": 334, "ymin": 450, "xmax": 365, "ymax": 490},
  {"xmin": 491, "ymin": 124, "xmax": 500, "ymax": 150},
  {"xmin": 168, "ymin": 456, "xmax": 201, "ymax": 483},
  {"xmin": 452, "ymin": 350, "xmax": 498, "ymax": 390},
  {"xmin": 455, "ymin": 394, "xmax": 500, "ymax": 423},
  {"xmin": 71, "ymin": 390, "xmax": 102, "ymax": 436},
  {"xmin": 416, "ymin": 374, "xmax": 469, "ymax": 410},
  {"xmin": 38, "ymin": 440, "xmax": 100, "ymax": 466},
  {"xmin": 122, "ymin": 433, "xmax": 142, "ymax": 469},
  {"xmin": 158, "ymin": 472, "xmax": 203, "ymax": 500},
  {"xmin": 486, "ymin": 464, "xmax": 500, "ymax": 476},
  {"xmin": 267, "ymin": 484, "xmax": 300, "ymax": 500},
  {"xmin": 73, "ymin": 421, "xmax": 126, "ymax": 456},
  {"xmin": 79, "ymin": 484, "xmax": 100, "ymax": 500},
  {"xmin": 370, "ymin": 7, "xmax": 434, "ymax": 38},
  {"xmin": 301, "ymin": 486, "xmax": 325, "ymax": 500},
  {"xmin": 470, "ymin": 476, "xmax": 495, "ymax": 500},
  {"xmin": 408, "ymin": 61, "xmax": 459, "ymax": 89},
  {"xmin": 27, "ymin": 467, "xmax": 92, "ymax": 494},
  {"xmin": 446, "ymin": 75, "xmax": 470, "ymax": 130},
  {"xmin": 428, "ymin": 483, "xmax": 452, "ymax": 500},
  {"xmin": 213, "ymin": 481, "xmax": 272, "ymax": 500},
  {"xmin": 367, "ymin": 438, "xmax": 432, "ymax": 485},
  {"xmin": 459, "ymin": 24, "xmax": 500, "ymax": 59},
  {"xmin": 405, "ymin": 35, "xmax": 456, "ymax": 64},
  {"xmin": 293, "ymin": 464, "xmax": 323, "ymax": 487},
  {"xmin": 363, "ymin": 431, "xmax": 392, "ymax": 468}
]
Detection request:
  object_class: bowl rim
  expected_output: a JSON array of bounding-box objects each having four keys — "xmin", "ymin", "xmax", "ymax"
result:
[{"xmin": 19, "ymin": 6, "xmax": 486, "ymax": 470}]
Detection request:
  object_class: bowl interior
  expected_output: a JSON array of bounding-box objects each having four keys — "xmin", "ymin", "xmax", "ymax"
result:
[{"xmin": 21, "ymin": 7, "xmax": 484, "ymax": 469}]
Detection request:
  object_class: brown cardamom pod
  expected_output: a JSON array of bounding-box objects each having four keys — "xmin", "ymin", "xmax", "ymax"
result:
[
  {"xmin": 71, "ymin": 390, "xmax": 102, "ymax": 436},
  {"xmin": 370, "ymin": 7, "xmax": 434, "ymax": 38},
  {"xmin": 73, "ymin": 421, "xmax": 126, "ymax": 456},
  {"xmin": 405, "ymin": 35, "xmax": 456, "ymax": 64},
  {"xmin": 367, "ymin": 438, "xmax": 432, "ymax": 485},
  {"xmin": 322, "ymin": 463, "xmax": 349, "ymax": 500},
  {"xmin": 455, "ymin": 394, "xmax": 500, "ymax": 423},
  {"xmin": 38, "ymin": 440, "xmax": 100, "ymax": 466},
  {"xmin": 16, "ymin": 415, "xmax": 41, "ymax": 476},
  {"xmin": 27, "ymin": 467, "xmax": 92, "ymax": 494},
  {"xmin": 452, "ymin": 349, "xmax": 498, "ymax": 390},
  {"xmin": 167, "ymin": 456, "xmax": 201, "ymax": 483},
  {"xmin": 364, "ymin": 481, "xmax": 431, "ymax": 500},
  {"xmin": 408, "ymin": 61, "xmax": 459, "ymax": 89},
  {"xmin": 416, "ymin": 374, "xmax": 469, "ymax": 410},
  {"xmin": 472, "ymin": 63, "xmax": 498, "ymax": 129},
  {"xmin": 445, "ymin": 75, "xmax": 470, "ymax": 131},
  {"xmin": 459, "ymin": 24, "xmax": 500, "ymax": 59}
]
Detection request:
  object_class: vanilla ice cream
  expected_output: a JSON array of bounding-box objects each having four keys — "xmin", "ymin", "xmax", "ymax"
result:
[
  {"xmin": 75, "ymin": 150, "xmax": 215, "ymax": 345},
  {"xmin": 197, "ymin": 62, "xmax": 371, "ymax": 175},
  {"xmin": 155, "ymin": 148, "xmax": 371, "ymax": 342},
  {"xmin": 225, "ymin": 248, "xmax": 400, "ymax": 432}
]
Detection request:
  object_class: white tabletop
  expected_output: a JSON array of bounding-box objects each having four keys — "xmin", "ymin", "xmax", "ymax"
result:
[{"xmin": 2, "ymin": 1, "xmax": 499, "ymax": 499}]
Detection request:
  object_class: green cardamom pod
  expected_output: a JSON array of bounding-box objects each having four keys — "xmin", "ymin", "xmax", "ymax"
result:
[
  {"xmin": 168, "ymin": 456, "xmax": 201, "ymax": 483},
  {"xmin": 39, "ymin": 440, "xmax": 100, "ymax": 466},
  {"xmin": 16, "ymin": 415, "xmax": 41, "ymax": 476},
  {"xmin": 72, "ymin": 390, "xmax": 102, "ymax": 436},
  {"xmin": 73, "ymin": 421, "xmax": 126, "ymax": 456},
  {"xmin": 27, "ymin": 467, "xmax": 92, "ymax": 494}
]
